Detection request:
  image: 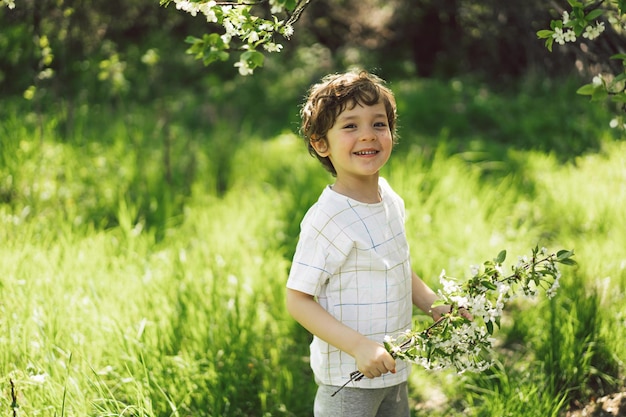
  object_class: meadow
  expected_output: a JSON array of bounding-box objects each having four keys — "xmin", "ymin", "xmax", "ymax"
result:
[{"xmin": 0, "ymin": 75, "xmax": 625, "ymax": 416}]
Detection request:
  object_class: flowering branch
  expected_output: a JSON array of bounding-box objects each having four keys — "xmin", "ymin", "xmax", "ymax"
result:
[
  {"xmin": 332, "ymin": 246, "xmax": 576, "ymax": 396},
  {"xmin": 160, "ymin": 0, "xmax": 308, "ymax": 75},
  {"xmin": 537, "ymin": 1, "xmax": 626, "ymax": 129}
]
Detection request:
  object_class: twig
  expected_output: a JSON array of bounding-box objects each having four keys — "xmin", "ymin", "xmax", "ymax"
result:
[
  {"xmin": 286, "ymin": 0, "xmax": 314, "ymax": 27},
  {"xmin": 331, "ymin": 315, "xmax": 451, "ymax": 397},
  {"xmin": 331, "ymin": 370, "xmax": 364, "ymax": 397},
  {"xmin": 10, "ymin": 379, "xmax": 18, "ymax": 417}
]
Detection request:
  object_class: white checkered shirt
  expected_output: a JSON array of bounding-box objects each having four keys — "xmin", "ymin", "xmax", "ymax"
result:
[{"xmin": 287, "ymin": 177, "xmax": 413, "ymax": 388}]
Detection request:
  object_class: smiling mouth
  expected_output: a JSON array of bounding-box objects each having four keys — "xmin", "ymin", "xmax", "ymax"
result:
[{"xmin": 354, "ymin": 150, "xmax": 378, "ymax": 155}]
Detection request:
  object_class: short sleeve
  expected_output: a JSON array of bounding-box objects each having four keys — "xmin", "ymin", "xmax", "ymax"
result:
[{"xmin": 286, "ymin": 207, "xmax": 353, "ymax": 296}]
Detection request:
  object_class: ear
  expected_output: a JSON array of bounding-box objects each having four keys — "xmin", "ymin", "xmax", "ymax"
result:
[{"xmin": 310, "ymin": 137, "xmax": 330, "ymax": 157}]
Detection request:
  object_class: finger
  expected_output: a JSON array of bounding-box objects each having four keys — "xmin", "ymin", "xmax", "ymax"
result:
[
  {"xmin": 383, "ymin": 356, "xmax": 397, "ymax": 374},
  {"xmin": 360, "ymin": 368, "xmax": 379, "ymax": 379}
]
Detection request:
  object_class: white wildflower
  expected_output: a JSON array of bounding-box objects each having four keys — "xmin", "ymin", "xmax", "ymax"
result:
[{"xmin": 30, "ymin": 373, "xmax": 48, "ymax": 384}]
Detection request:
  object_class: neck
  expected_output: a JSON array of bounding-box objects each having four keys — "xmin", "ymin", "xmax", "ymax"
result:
[{"xmin": 331, "ymin": 175, "xmax": 381, "ymax": 203}]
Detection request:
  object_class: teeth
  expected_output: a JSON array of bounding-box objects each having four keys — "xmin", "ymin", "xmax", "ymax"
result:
[{"xmin": 355, "ymin": 150, "xmax": 377, "ymax": 155}]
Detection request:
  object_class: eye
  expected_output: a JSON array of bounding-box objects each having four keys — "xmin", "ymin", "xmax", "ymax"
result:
[
  {"xmin": 374, "ymin": 121, "xmax": 388, "ymax": 128},
  {"xmin": 343, "ymin": 123, "xmax": 357, "ymax": 129}
]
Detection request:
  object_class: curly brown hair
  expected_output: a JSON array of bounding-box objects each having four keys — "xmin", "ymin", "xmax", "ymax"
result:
[{"xmin": 299, "ymin": 70, "xmax": 398, "ymax": 176}]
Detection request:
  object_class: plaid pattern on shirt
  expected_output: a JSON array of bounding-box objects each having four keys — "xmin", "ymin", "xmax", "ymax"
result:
[{"xmin": 287, "ymin": 178, "xmax": 413, "ymax": 388}]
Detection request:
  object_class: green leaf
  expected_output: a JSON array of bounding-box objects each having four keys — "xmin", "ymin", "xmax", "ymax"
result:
[
  {"xmin": 486, "ymin": 320, "xmax": 494, "ymax": 335},
  {"xmin": 495, "ymin": 250, "xmax": 506, "ymax": 264},
  {"xmin": 536, "ymin": 30, "xmax": 554, "ymax": 39},
  {"xmin": 611, "ymin": 53, "xmax": 626, "ymax": 61},
  {"xmin": 202, "ymin": 50, "xmax": 229, "ymax": 66},
  {"xmin": 611, "ymin": 93, "xmax": 626, "ymax": 104},
  {"xmin": 556, "ymin": 249, "xmax": 574, "ymax": 260},
  {"xmin": 184, "ymin": 35, "xmax": 201, "ymax": 45},
  {"xmin": 576, "ymin": 83, "xmax": 596, "ymax": 96},
  {"xmin": 591, "ymin": 87, "xmax": 608, "ymax": 101},
  {"xmin": 241, "ymin": 50, "xmax": 265, "ymax": 68},
  {"xmin": 585, "ymin": 9, "xmax": 604, "ymax": 21},
  {"xmin": 545, "ymin": 38, "xmax": 554, "ymax": 52},
  {"xmin": 283, "ymin": 0, "xmax": 298, "ymax": 10},
  {"xmin": 558, "ymin": 258, "xmax": 577, "ymax": 266},
  {"xmin": 550, "ymin": 20, "xmax": 563, "ymax": 30},
  {"xmin": 481, "ymin": 280, "xmax": 497, "ymax": 290}
]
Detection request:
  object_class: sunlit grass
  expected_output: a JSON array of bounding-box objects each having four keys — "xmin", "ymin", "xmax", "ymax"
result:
[{"xmin": 1, "ymin": 77, "xmax": 625, "ymax": 416}]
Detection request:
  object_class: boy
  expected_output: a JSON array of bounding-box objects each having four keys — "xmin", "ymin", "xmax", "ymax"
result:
[{"xmin": 286, "ymin": 69, "xmax": 451, "ymax": 416}]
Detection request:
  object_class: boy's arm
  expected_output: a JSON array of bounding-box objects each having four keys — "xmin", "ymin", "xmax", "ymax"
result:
[
  {"xmin": 286, "ymin": 288, "xmax": 396, "ymax": 379},
  {"xmin": 411, "ymin": 270, "xmax": 450, "ymax": 320}
]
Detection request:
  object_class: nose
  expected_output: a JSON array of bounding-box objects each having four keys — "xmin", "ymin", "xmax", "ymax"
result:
[{"xmin": 360, "ymin": 126, "xmax": 378, "ymax": 141}]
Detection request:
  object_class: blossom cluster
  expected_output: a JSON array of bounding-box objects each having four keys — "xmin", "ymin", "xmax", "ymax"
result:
[
  {"xmin": 332, "ymin": 247, "xmax": 576, "ymax": 396},
  {"xmin": 384, "ymin": 247, "xmax": 573, "ymax": 374},
  {"xmin": 168, "ymin": 0, "xmax": 294, "ymax": 75},
  {"xmin": 2, "ymin": 0, "xmax": 15, "ymax": 9},
  {"xmin": 552, "ymin": 11, "xmax": 606, "ymax": 45}
]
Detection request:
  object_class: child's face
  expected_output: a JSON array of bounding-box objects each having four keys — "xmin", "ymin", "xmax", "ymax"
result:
[{"xmin": 312, "ymin": 101, "xmax": 392, "ymax": 181}]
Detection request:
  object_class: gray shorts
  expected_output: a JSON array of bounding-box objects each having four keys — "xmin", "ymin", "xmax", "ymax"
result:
[{"xmin": 314, "ymin": 381, "xmax": 410, "ymax": 417}]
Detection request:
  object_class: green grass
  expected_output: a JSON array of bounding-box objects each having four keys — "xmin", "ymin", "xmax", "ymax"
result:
[{"xmin": 1, "ymin": 76, "xmax": 625, "ymax": 416}]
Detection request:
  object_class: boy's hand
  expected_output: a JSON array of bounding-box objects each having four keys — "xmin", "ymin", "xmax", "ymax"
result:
[
  {"xmin": 431, "ymin": 304, "xmax": 473, "ymax": 321},
  {"xmin": 353, "ymin": 339, "xmax": 396, "ymax": 379}
]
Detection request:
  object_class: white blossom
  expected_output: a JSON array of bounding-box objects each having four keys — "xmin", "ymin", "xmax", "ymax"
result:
[
  {"xmin": 282, "ymin": 24, "xmax": 294, "ymax": 38},
  {"xmin": 234, "ymin": 59, "xmax": 253, "ymax": 76},
  {"xmin": 546, "ymin": 277, "xmax": 560, "ymax": 299},
  {"xmin": 553, "ymin": 27, "xmax": 576, "ymax": 45},
  {"xmin": 440, "ymin": 276, "xmax": 460, "ymax": 294},
  {"xmin": 583, "ymin": 22, "xmax": 605, "ymax": 40},
  {"xmin": 496, "ymin": 282, "xmax": 510, "ymax": 295},
  {"xmin": 564, "ymin": 29, "xmax": 576, "ymax": 43},
  {"xmin": 269, "ymin": 0, "xmax": 284, "ymax": 14},
  {"xmin": 263, "ymin": 42, "xmax": 283, "ymax": 53},
  {"xmin": 247, "ymin": 31, "xmax": 260, "ymax": 43}
]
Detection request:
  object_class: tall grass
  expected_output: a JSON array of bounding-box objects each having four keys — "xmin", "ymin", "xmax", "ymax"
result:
[{"xmin": 1, "ymin": 77, "xmax": 625, "ymax": 416}]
